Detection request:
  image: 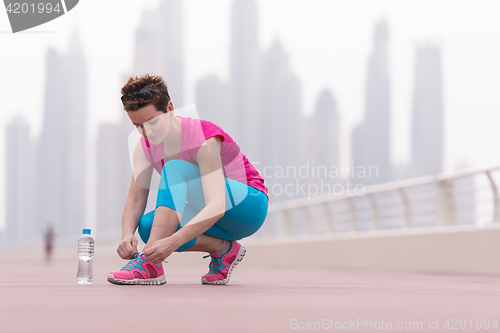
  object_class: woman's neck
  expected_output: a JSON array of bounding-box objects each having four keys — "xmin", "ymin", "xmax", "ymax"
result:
[{"xmin": 162, "ymin": 114, "xmax": 182, "ymax": 150}]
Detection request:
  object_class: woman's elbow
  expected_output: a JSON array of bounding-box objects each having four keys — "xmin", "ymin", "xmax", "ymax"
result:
[
  {"xmin": 210, "ymin": 202, "xmax": 226, "ymax": 218},
  {"xmin": 217, "ymin": 204, "xmax": 226, "ymax": 218}
]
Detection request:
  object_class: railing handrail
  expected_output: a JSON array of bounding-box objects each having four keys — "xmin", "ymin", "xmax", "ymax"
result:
[{"xmin": 268, "ymin": 164, "xmax": 500, "ymax": 213}]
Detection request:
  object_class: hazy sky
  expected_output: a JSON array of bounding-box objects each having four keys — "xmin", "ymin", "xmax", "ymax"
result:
[{"xmin": 1, "ymin": 0, "xmax": 500, "ymax": 229}]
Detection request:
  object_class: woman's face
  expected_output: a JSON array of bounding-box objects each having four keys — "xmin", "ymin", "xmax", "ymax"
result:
[{"xmin": 127, "ymin": 103, "xmax": 172, "ymax": 144}]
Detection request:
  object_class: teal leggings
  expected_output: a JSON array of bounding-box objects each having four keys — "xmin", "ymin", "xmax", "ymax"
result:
[{"xmin": 138, "ymin": 160, "xmax": 269, "ymax": 252}]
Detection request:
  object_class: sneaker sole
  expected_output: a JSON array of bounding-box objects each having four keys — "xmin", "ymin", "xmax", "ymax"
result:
[
  {"xmin": 201, "ymin": 245, "xmax": 246, "ymax": 285},
  {"xmin": 107, "ymin": 275, "xmax": 166, "ymax": 285}
]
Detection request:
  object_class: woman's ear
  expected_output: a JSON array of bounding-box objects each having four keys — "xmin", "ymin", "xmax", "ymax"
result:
[{"xmin": 167, "ymin": 101, "xmax": 174, "ymax": 112}]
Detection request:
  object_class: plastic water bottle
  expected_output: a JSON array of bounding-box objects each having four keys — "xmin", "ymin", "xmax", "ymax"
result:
[{"xmin": 77, "ymin": 229, "xmax": 94, "ymax": 285}]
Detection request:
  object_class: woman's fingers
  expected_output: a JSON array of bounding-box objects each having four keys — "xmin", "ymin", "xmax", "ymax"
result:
[
  {"xmin": 144, "ymin": 247, "xmax": 159, "ymax": 263},
  {"xmin": 117, "ymin": 241, "xmax": 135, "ymax": 259},
  {"xmin": 123, "ymin": 240, "xmax": 136, "ymax": 257},
  {"xmin": 117, "ymin": 246, "xmax": 126, "ymax": 259},
  {"xmin": 143, "ymin": 247, "xmax": 154, "ymax": 258}
]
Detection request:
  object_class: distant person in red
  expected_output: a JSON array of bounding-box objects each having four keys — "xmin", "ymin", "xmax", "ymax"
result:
[{"xmin": 44, "ymin": 223, "xmax": 55, "ymax": 264}]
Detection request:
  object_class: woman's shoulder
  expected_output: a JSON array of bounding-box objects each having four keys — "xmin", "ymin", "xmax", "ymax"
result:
[
  {"xmin": 199, "ymin": 118, "xmax": 230, "ymax": 140},
  {"xmin": 181, "ymin": 116, "xmax": 218, "ymax": 129},
  {"xmin": 133, "ymin": 138, "xmax": 152, "ymax": 166},
  {"xmin": 182, "ymin": 117, "xmax": 224, "ymax": 140},
  {"xmin": 132, "ymin": 138, "xmax": 154, "ymax": 188},
  {"xmin": 180, "ymin": 117, "xmax": 232, "ymax": 160}
]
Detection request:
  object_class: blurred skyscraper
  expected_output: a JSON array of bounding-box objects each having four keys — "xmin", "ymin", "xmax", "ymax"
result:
[
  {"xmin": 66, "ymin": 35, "xmax": 88, "ymax": 236},
  {"xmin": 96, "ymin": 0, "xmax": 186, "ymax": 230},
  {"xmin": 230, "ymin": 0, "xmax": 261, "ymax": 161},
  {"xmin": 5, "ymin": 116, "xmax": 32, "ymax": 241},
  {"xmin": 411, "ymin": 42, "xmax": 443, "ymax": 177},
  {"xmin": 134, "ymin": 0, "xmax": 185, "ymax": 107},
  {"xmin": 260, "ymin": 39, "xmax": 302, "ymax": 202},
  {"xmin": 95, "ymin": 112, "xmax": 132, "ymax": 231},
  {"xmin": 196, "ymin": 75, "xmax": 230, "ymax": 131},
  {"xmin": 126, "ymin": 1, "xmax": 186, "ymax": 215},
  {"xmin": 189, "ymin": 0, "xmax": 333, "ymax": 203},
  {"xmin": 352, "ymin": 19, "xmax": 391, "ymax": 186},
  {"xmin": 311, "ymin": 89, "xmax": 340, "ymax": 182},
  {"xmin": 35, "ymin": 34, "xmax": 87, "ymax": 238},
  {"xmin": 35, "ymin": 48, "xmax": 66, "ymax": 239}
]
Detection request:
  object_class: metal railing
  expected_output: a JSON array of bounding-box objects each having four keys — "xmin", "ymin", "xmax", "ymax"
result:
[
  {"xmin": 4, "ymin": 165, "xmax": 500, "ymax": 248},
  {"xmin": 255, "ymin": 165, "xmax": 500, "ymax": 239}
]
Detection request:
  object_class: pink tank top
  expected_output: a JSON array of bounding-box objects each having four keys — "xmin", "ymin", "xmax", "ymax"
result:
[{"xmin": 140, "ymin": 116, "xmax": 269, "ymax": 201}]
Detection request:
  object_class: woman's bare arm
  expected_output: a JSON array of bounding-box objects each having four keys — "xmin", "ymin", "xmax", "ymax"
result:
[
  {"xmin": 117, "ymin": 140, "xmax": 153, "ymax": 259},
  {"xmin": 121, "ymin": 174, "xmax": 150, "ymax": 237},
  {"xmin": 168, "ymin": 135, "xmax": 226, "ymax": 247}
]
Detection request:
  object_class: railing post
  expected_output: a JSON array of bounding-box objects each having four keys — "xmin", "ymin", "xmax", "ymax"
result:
[
  {"xmin": 264, "ymin": 213, "xmax": 275, "ymax": 238},
  {"xmin": 486, "ymin": 171, "xmax": 500, "ymax": 224},
  {"xmin": 347, "ymin": 197, "xmax": 358, "ymax": 231},
  {"xmin": 303, "ymin": 206, "xmax": 313, "ymax": 235},
  {"xmin": 436, "ymin": 180, "xmax": 456, "ymax": 226},
  {"xmin": 368, "ymin": 193, "xmax": 380, "ymax": 230},
  {"xmin": 282, "ymin": 209, "xmax": 294, "ymax": 236},
  {"xmin": 398, "ymin": 188, "xmax": 411, "ymax": 228},
  {"xmin": 322, "ymin": 202, "xmax": 335, "ymax": 233},
  {"xmin": 256, "ymin": 214, "xmax": 269, "ymax": 239}
]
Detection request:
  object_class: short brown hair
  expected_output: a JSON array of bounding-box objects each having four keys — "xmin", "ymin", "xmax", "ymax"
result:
[{"xmin": 121, "ymin": 73, "xmax": 171, "ymax": 112}]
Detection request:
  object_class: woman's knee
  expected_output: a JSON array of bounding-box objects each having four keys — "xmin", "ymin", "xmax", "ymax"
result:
[
  {"xmin": 138, "ymin": 210, "xmax": 184, "ymax": 244},
  {"xmin": 161, "ymin": 159, "xmax": 197, "ymax": 177},
  {"xmin": 157, "ymin": 160, "xmax": 201, "ymax": 211},
  {"xmin": 174, "ymin": 237, "xmax": 197, "ymax": 252},
  {"xmin": 138, "ymin": 211, "xmax": 155, "ymax": 243}
]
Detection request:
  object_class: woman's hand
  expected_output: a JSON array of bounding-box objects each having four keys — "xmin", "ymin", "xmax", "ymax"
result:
[
  {"xmin": 117, "ymin": 234, "xmax": 138, "ymax": 260},
  {"xmin": 144, "ymin": 237, "xmax": 179, "ymax": 264}
]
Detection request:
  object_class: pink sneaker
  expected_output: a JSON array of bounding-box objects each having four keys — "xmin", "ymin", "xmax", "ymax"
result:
[
  {"xmin": 201, "ymin": 240, "xmax": 246, "ymax": 285},
  {"xmin": 107, "ymin": 252, "xmax": 166, "ymax": 285}
]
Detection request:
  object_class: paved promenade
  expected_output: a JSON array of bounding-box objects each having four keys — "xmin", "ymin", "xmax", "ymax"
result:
[{"xmin": 1, "ymin": 253, "xmax": 500, "ymax": 332}]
